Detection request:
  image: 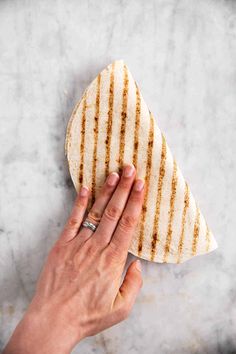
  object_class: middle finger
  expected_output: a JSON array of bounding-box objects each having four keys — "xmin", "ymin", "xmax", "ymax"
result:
[{"xmin": 94, "ymin": 164, "xmax": 136, "ymax": 247}]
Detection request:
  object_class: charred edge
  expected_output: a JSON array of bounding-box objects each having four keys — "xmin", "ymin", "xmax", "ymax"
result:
[
  {"xmin": 78, "ymin": 97, "xmax": 87, "ymax": 187},
  {"xmin": 163, "ymin": 160, "xmax": 178, "ymax": 263},
  {"xmin": 205, "ymin": 223, "xmax": 211, "ymax": 252},
  {"xmin": 118, "ymin": 64, "xmax": 129, "ymax": 170},
  {"xmin": 192, "ymin": 206, "xmax": 200, "ymax": 256},
  {"xmin": 150, "ymin": 134, "xmax": 167, "ymax": 261},
  {"xmin": 105, "ymin": 62, "xmax": 115, "ymax": 177},
  {"xmin": 138, "ymin": 114, "xmax": 154, "ymax": 256},
  {"xmin": 91, "ymin": 74, "xmax": 101, "ymax": 204},
  {"xmin": 177, "ymin": 182, "xmax": 190, "ymax": 263},
  {"xmin": 132, "ymin": 83, "xmax": 141, "ymax": 169},
  {"xmin": 65, "ymin": 94, "xmax": 85, "ymax": 156}
]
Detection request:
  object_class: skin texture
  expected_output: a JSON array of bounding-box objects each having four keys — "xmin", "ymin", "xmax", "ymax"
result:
[{"xmin": 3, "ymin": 164, "xmax": 145, "ymax": 354}]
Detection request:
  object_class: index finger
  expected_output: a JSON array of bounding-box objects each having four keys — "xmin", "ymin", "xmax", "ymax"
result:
[{"xmin": 108, "ymin": 178, "xmax": 145, "ymax": 255}]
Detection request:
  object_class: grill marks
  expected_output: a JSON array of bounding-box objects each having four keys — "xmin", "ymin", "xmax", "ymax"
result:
[
  {"xmin": 138, "ymin": 114, "xmax": 154, "ymax": 256},
  {"xmin": 132, "ymin": 83, "xmax": 141, "ymax": 168},
  {"xmin": 118, "ymin": 64, "xmax": 129, "ymax": 172},
  {"xmin": 67, "ymin": 61, "xmax": 215, "ymax": 263},
  {"xmin": 205, "ymin": 224, "xmax": 210, "ymax": 252},
  {"xmin": 177, "ymin": 182, "xmax": 190, "ymax": 263},
  {"xmin": 192, "ymin": 206, "xmax": 200, "ymax": 255},
  {"xmin": 150, "ymin": 134, "xmax": 167, "ymax": 261},
  {"xmin": 78, "ymin": 96, "xmax": 87, "ymax": 186},
  {"xmin": 105, "ymin": 62, "xmax": 115, "ymax": 177},
  {"xmin": 91, "ymin": 74, "xmax": 101, "ymax": 204},
  {"xmin": 163, "ymin": 160, "xmax": 178, "ymax": 262}
]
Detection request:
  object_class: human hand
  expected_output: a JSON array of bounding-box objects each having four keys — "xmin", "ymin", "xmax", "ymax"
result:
[{"xmin": 3, "ymin": 164, "xmax": 145, "ymax": 354}]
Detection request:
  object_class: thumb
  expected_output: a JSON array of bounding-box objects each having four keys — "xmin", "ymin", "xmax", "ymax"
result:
[{"xmin": 114, "ymin": 260, "xmax": 143, "ymax": 319}]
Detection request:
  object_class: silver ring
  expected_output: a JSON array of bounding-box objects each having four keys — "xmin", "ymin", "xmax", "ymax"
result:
[{"xmin": 82, "ymin": 220, "xmax": 97, "ymax": 232}]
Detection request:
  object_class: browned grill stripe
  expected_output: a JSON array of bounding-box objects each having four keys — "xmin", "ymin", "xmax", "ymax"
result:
[
  {"xmin": 138, "ymin": 114, "xmax": 154, "ymax": 256},
  {"xmin": 192, "ymin": 205, "xmax": 200, "ymax": 255},
  {"xmin": 132, "ymin": 83, "xmax": 141, "ymax": 169},
  {"xmin": 163, "ymin": 160, "xmax": 178, "ymax": 262},
  {"xmin": 91, "ymin": 74, "xmax": 101, "ymax": 205},
  {"xmin": 105, "ymin": 62, "xmax": 115, "ymax": 177},
  {"xmin": 205, "ymin": 223, "xmax": 210, "ymax": 252},
  {"xmin": 150, "ymin": 134, "xmax": 167, "ymax": 261},
  {"xmin": 177, "ymin": 182, "xmax": 190, "ymax": 263},
  {"xmin": 118, "ymin": 64, "xmax": 129, "ymax": 173},
  {"xmin": 78, "ymin": 96, "xmax": 87, "ymax": 187}
]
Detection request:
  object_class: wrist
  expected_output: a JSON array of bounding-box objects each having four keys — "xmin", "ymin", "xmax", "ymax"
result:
[{"xmin": 3, "ymin": 306, "xmax": 82, "ymax": 354}]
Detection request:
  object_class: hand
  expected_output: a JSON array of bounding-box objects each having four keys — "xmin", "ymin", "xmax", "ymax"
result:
[{"xmin": 3, "ymin": 164, "xmax": 145, "ymax": 354}]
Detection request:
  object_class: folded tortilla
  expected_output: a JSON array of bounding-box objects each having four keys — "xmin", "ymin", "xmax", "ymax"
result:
[{"xmin": 65, "ymin": 60, "xmax": 217, "ymax": 263}]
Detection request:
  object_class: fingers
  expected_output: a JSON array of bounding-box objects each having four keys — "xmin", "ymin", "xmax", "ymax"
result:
[
  {"xmin": 78, "ymin": 172, "xmax": 120, "ymax": 242},
  {"xmin": 59, "ymin": 186, "xmax": 90, "ymax": 243},
  {"xmin": 108, "ymin": 178, "xmax": 144, "ymax": 256},
  {"xmin": 113, "ymin": 260, "xmax": 142, "ymax": 321},
  {"xmin": 94, "ymin": 164, "xmax": 136, "ymax": 246}
]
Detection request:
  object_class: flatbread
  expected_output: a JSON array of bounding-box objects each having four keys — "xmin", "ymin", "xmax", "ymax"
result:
[{"xmin": 65, "ymin": 60, "xmax": 217, "ymax": 263}]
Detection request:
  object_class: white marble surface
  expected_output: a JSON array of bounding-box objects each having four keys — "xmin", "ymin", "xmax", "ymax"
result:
[{"xmin": 0, "ymin": 0, "xmax": 236, "ymax": 353}]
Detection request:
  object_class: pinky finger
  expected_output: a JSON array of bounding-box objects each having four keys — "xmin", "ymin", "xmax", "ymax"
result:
[{"xmin": 60, "ymin": 186, "xmax": 90, "ymax": 243}]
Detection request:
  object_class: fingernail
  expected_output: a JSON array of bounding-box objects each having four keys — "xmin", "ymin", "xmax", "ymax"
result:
[
  {"xmin": 123, "ymin": 164, "xmax": 135, "ymax": 178},
  {"xmin": 136, "ymin": 260, "xmax": 142, "ymax": 271},
  {"xmin": 134, "ymin": 179, "xmax": 144, "ymax": 191},
  {"xmin": 80, "ymin": 186, "xmax": 89, "ymax": 197},
  {"xmin": 107, "ymin": 172, "xmax": 119, "ymax": 186}
]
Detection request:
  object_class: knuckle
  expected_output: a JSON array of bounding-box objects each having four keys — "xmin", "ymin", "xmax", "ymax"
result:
[
  {"xmin": 119, "ymin": 179, "xmax": 131, "ymax": 190},
  {"xmin": 137, "ymin": 276, "xmax": 143, "ymax": 289},
  {"xmin": 88, "ymin": 210, "xmax": 102, "ymax": 223},
  {"xmin": 104, "ymin": 205, "xmax": 122, "ymax": 222},
  {"xmin": 104, "ymin": 179, "xmax": 116, "ymax": 191},
  {"xmin": 117, "ymin": 304, "xmax": 131, "ymax": 320},
  {"xmin": 107, "ymin": 242, "xmax": 120, "ymax": 259},
  {"xmin": 119, "ymin": 214, "xmax": 137, "ymax": 230},
  {"xmin": 49, "ymin": 243, "xmax": 65, "ymax": 263},
  {"xmin": 84, "ymin": 241, "xmax": 98, "ymax": 258},
  {"xmin": 129, "ymin": 191, "xmax": 142, "ymax": 203},
  {"xmin": 77, "ymin": 198, "xmax": 87, "ymax": 207},
  {"xmin": 76, "ymin": 195, "xmax": 87, "ymax": 207},
  {"xmin": 67, "ymin": 217, "xmax": 80, "ymax": 229}
]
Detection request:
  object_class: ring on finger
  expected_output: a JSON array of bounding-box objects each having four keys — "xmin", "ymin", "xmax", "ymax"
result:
[{"xmin": 82, "ymin": 219, "xmax": 98, "ymax": 232}]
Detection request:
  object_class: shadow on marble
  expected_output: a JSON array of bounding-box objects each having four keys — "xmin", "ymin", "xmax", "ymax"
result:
[{"xmin": 193, "ymin": 340, "xmax": 236, "ymax": 354}]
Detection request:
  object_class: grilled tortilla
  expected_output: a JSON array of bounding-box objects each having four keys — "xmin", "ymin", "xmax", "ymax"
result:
[{"xmin": 65, "ymin": 60, "xmax": 217, "ymax": 263}]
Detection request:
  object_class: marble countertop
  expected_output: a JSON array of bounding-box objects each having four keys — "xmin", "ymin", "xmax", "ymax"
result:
[{"xmin": 0, "ymin": 0, "xmax": 236, "ymax": 353}]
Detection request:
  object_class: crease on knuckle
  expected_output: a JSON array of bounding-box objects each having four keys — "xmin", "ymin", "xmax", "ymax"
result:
[
  {"xmin": 129, "ymin": 192, "xmax": 142, "ymax": 203},
  {"xmin": 88, "ymin": 210, "xmax": 102, "ymax": 223},
  {"xmin": 77, "ymin": 199, "xmax": 87, "ymax": 207},
  {"xmin": 119, "ymin": 214, "xmax": 136, "ymax": 231},
  {"xmin": 119, "ymin": 180, "xmax": 131, "ymax": 190},
  {"xmin": 67, "ymin": 217, "xmax": 80, "ymax": 229},
  {"xmin": 104, "ymin": 180, "xmax": 117, "ymax": 191},
  {"xmin": 104, "ymin": 205, "xmax": 121, "ymax": 222}
]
